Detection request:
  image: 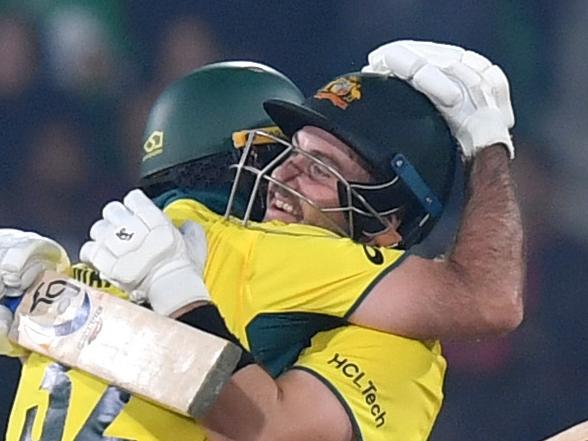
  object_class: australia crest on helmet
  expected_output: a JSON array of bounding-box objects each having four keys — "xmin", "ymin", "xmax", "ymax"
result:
[{"xmin": 314, "ymin": 75, "xmax": 361, "ymax": 109}]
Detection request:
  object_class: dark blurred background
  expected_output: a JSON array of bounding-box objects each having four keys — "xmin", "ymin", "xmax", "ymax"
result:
[{"xmin": 1, "ymin": 1, "xmax": 587, "ymax": 440}]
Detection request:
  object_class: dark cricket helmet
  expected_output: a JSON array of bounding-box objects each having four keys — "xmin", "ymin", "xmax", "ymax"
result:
[{"xmin": 263, "ymin": 72, "xmax": 458, "ymax": 247}]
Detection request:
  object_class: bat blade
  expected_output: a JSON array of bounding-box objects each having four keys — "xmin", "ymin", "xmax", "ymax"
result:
[
  {"xmin": 544, "ymin": 420, "xmax": 588, "ymax": 441},
  {"xmin": 8, "ymin": 271, "xmax": 241, "ymax": 419}
]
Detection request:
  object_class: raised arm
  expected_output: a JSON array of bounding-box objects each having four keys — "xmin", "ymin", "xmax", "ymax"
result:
[{"xmin": 351, "ymin": 41, "xmax": 524, "ymax": 339}]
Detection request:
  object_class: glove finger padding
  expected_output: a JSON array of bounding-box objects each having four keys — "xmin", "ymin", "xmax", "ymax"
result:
[
  {"xmin": 396, "ymin": 40, "xmax": 466, "ymax": 67},
  {"xmin": 102, "ymin": 201, "xmax": 133, "ymax": 226},
  {"xmin": 365, "ymin": 43, "xmax": 425, "ymax": 79},
  {"xmin": 0, "ymin": 230, "xmax": 70, "ymax": 298},
  {"xmin": 0, "ymin": 238, "xmax": 68, "ymax": 275},
  {"xmin": 100, "ymin": 202, "xmax": 151, "ymax": 257},
  {"xmin": 461, "ymin": 49, "xmax": 492, "ymax": 72},
  {"xmin": 123, "ymin": 189, "xmax": 169, "ymax": 230},
  {"xmin": 89, "ymin": 219, "xmax": 112, "ymax": 241},
  {"xmin": 365, "ymin": 40, "xmax": 470, "ymax": 77},
  {"xmin": 79, "ymin": 240, "xmax": 119, "ymax": 281},
  {"xmin": 481, "ymin": 65, "xmax": 515, "ymax": 128},
  {"xmin": 109, "ymin": 226, "xmax": 176, "ymax": 285},
  {"xmin": 8, "ymin": 260, "xmax": 46, "ymax": 294},
  {"xmin": 411, "ymin": 63, "xmax": 463, "ymax": 108}
]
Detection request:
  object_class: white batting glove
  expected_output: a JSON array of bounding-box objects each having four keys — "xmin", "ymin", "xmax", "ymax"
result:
[
  {"xmin": 0, "ymin": 229, "xmax": 70, "ymax": 355},
  {"xmin": 0, "ymin": 229, "xmax": 71, "ymax": 300},
  {"xmin": 79, "ymin": 189, "xmax": 210, "ymax": 317},
  {"xmin": 362, "ymin": 40, "xmax": 515, "ymax": 159}
]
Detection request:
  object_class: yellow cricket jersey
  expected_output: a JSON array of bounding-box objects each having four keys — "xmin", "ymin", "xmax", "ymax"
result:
[
  {"xmin": 164, "ymin": 198, "xmax": 446, "ymax": 440},
  {"xmin": 293, "ymin": 327, "xmax": 445, "ymax": 440},
  {"xmin": 7, "ymin": 199, "xmax": 446, "ymax": 441}
]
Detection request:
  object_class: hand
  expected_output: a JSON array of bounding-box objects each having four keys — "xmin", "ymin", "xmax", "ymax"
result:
[
  {"xmin": 362, "ymin": 40, "xmax": 515, "ymax": 159},
  {"xmin": 80, "ymin": 189, "xmax": 210, "ymax": 316},
  {"xmin": 0, "ymin": 229, "xmax": 70, "ymax": 300},
  {"xmin": 0, "ymin": 229, "xmax": 69, "ymax": 355}
]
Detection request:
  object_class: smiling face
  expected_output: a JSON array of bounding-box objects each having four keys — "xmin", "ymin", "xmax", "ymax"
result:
[{"xmin": 264, "ymin": 126, "xmax": 374, "ymax": 233}]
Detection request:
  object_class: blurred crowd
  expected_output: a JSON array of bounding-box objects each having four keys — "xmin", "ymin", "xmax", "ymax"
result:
[{"xmin": 1, "ymin": 1, "xmax": 588, "ymax": 440}]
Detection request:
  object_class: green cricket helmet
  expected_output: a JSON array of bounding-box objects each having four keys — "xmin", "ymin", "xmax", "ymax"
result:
[
  {"xmin": 139, "ymin": 61, "xmax": 304, "ymax": 214},
  {"xmin": 259, "ymin": 72, "xmax": 458, "ymax": 247}
]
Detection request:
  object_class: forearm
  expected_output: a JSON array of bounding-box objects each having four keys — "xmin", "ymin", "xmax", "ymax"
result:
[
  {"xmin": 203, "ymin": 366, "xmax": 352, "ymax": 441},
  {"xmin": 203, "ymin": 365, "xmax": 280, "ymax": 440},
  {"xmin": 446, "ymin": 144, "xmax": 524, "ymax": 332},
  {"xmin": 176, "ymin": 307, "xmax": 348, "ymax": 440}
]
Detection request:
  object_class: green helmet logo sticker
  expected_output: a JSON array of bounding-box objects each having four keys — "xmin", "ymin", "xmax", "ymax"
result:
[{"xmin": 143, "ymin": 130, "xmax": 164, "ymax": 161}]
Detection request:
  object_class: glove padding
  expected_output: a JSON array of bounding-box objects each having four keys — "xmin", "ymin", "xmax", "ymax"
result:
[
  {"xmin": 0, "ymin": 229, "xmax": 69, "ymax": 356},
  {"xmin": 80, "ymin": 189, "xmax": 210, "ymax": 316},
  {"xmin": 362, "ymin": 40, "xmax": 515, "ymax": 159}
]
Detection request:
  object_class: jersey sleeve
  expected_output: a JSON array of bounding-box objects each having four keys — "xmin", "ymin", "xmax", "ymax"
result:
[{"xmin": 291, "ymin": 326, "xmax": 445, "ymax": 441}]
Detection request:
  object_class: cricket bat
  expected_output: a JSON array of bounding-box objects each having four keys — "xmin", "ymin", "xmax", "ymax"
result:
[
  {"xmin": 8, "ymin": 271, "xmax": 241, "ymax": 419},
  {"xmin": 543, "ymin": 420, "xmax": 588, "ymax": 441}
]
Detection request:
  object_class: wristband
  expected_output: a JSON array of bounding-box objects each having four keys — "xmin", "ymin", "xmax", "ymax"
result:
[{"xmin": 178, "ymin": 305, "xmax": 255, "ymax": 372}]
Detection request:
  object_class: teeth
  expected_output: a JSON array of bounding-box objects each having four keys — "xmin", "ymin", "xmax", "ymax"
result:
[{"xmin": 275, "ymin": 198, "xmax": 297, "ymax": 215}]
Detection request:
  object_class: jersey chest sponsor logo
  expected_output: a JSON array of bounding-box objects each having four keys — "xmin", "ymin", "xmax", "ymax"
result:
[
  {"xmin": 327, "ymin": 353, "xmax": 387, "ymax": 428},
  {"xmin": 362, "ymin": 245, "xmax": 384, "ymax": 265}
]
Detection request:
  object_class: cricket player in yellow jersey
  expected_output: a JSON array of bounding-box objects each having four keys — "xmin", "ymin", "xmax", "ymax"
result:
[
  {"xmin": 79, "ymin": 41, "xmax": 521, "ymax": 440},
  {"xmin": 85, "ymin": 58, "xmax": 453, "ymax": 439},
  {"xmin": 0, "ymin": 40, "xmax": 524, "ymax": 441},
  {"xmin": 1, "ymin": 61, "xmax": 443, "ymax": 441}
]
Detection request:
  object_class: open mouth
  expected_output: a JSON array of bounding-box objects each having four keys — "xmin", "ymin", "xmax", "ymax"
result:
[{"xmin": 266, "ymin": 188, "xmax": 302, "ymax": 221}]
